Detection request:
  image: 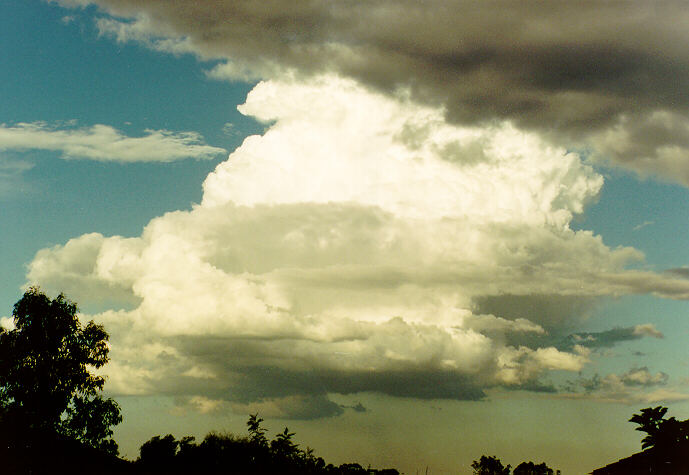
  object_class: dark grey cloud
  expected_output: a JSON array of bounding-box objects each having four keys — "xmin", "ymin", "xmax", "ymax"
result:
[
  {"xmin": 563, "ymin": 324, "xmax": 663, "ymax": 350},
  {"xmin": 472, "ymin": 296, "xmax": 665, "ymax": 353},
  {"xmin": 126, "ymin": 331, "xmax": 595, "ymax": 421},
  {"xmin": 472, "ymin": 294, "xmax": 599, "ymax": 335},
  {"xmin": 262, "ymin": 394, "xmax": 345, "ymax": 420},
  {"xmin": 316, "ymin": 369, "xmax": 487, "ymax": 401},
  {"xmin": 128, "ymin": 335, "xmax": 492, "ymax": 419},
  {"xmin": 564, "ymin": 367, "xmax": 669, "ymax": 399},
  {"xmin": 64, "ymin": 0, "xmax": 689, "ymax": 183},
  {"xmin": 666, "ymin": 267, "xmax": 689, "ymax": 279},
  {"xmin": 562, "ymin": 373, "xmax": 602, "ymax": 395},
  {"xmin": 192, "ymin": 362, "xmax": 488, "ymax": 403},
  {"xmin": 504, "ymin": 379, "xmax": 557, "ymax": 394},
  {"xmin": 177, "ymin": 366, "xmax": 486, "ymax": 419},
  {"xmin": 340, "ymin": 402, "xmax": 367, "ymax": 413}
]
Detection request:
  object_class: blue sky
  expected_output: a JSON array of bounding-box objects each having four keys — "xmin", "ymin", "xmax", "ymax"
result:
[
  {"xmin": 3, "ymin": 1, "xmax": 689, "ymax": 474},
  {"xmin": 0, "ymin": 0, "xmax": 261, "ymax": 308}
]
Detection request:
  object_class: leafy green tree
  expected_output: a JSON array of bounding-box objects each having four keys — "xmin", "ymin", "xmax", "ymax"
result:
[
  {"xmin": 0, "ymin": 287, "xmax": 121, "ymax": 454},
  {"xmin": 472, "ymin": 455, "xmax": 511, "ymax": 475}
]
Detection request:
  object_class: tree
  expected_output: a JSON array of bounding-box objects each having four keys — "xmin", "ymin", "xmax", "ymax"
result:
[
  {"xmin": 271, "ymin": 426, "xmax": 300, "ymax": 462},
  {"xmin": 0, "ymin": 287, "xmax": 121, "ymax": 454},
  {"xmin": 630, "ymin": 406, "xmax": 668, "ymax": 450},
  {"xmin": 139, "ymin": 434, "xmax": 179, "ymax": 467},
  {"xmin": 247, "ymin": 412, "xmax": 269, "ymax": 448},
  {"xmin": 513, "ymin": 461, "xmax": 555, "ymax": 475},
  {"xmin": 630, "ymin": 406, "xmax": 689, "ymax": 452},
  {"xmin": 471, "ymin": 455, "xmax": 511, "ymax": 475}
]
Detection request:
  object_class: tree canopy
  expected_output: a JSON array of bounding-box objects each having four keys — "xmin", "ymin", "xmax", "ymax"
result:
[
  {"xmin": 471, "ymin": 455, "xmax": 511, "ymax": 475},
  {"xmin": 513, "ymin": 461, "xmax": 554, "ymax": 475},
  {"xmin": 0, "ymin": 287, "xmax": 121, "ymax": 455},
  {"xmin": 630, "ymin": 406, "xmax": 689, "ymax": 452}
]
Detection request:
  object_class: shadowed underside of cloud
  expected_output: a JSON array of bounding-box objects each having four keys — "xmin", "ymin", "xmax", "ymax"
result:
[
  {"xmin": 667, "ymin": 267, "xmax": 689, "ymax": 279},
  {"xmin": 24, "ymin": 78, "xmax": 689, "ymax": 418},
  {"xmin": 59, "ymin": 0, "xmax": 689, "ymax": 184}
]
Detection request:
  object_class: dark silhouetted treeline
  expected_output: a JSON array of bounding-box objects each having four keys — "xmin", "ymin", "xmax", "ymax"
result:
[
  {"xmin": 470, "ymin": 454, "xmax": 559, "ymax": 475},
  {"xmin": 0, "ymin": 428, "xmax": 131, "ymax": 475},
  {"xmin": 134, "ymin": 414, "xmax": 399, "ymax": 475},
  {"xmin": 0, "ymin": 413, "xmax": 400, "ymax": 475}
]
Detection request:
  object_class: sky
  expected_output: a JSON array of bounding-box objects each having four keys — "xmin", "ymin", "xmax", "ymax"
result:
[{"xmin": 2, "ymin": 1, "xmax": 689, "ymax": 473}]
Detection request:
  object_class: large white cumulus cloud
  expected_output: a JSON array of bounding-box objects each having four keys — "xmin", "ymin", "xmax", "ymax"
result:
[
  {"xmin": 27, "ymin": 78, "xmax": 689, "ymax": 418},
  {"xmin": 203, "ymin": 77, "xmax": 600, "ymax": 226}
]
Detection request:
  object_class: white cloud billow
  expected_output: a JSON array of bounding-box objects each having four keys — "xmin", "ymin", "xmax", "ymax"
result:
[
  {"xmin": 0, "ymin": 122, "xmax": 225, "ymax": 162},
  {"xmin": 26, "ymin": 78, "xmax": 689, "ymax": 418},
  {"xmin": 203, "ymin": 77, "xmax": 601, "ymax": 226}
]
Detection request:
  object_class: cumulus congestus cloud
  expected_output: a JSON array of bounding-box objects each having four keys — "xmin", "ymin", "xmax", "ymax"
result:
[
  {"xmin": 26, "ymin": 79, "xmax": 689, "ymax": 418},
  {"xmin": 60, "ymin": 0, "xmax": 689, "ymax": 184}
]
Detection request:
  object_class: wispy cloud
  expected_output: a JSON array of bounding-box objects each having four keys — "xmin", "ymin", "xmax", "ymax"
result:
[
  {"xmin": 633, "ymin": 220, "xmax": 655, "ymax": 231},
  {"xmin": 95, "ymin": 16, "xmax": 198, "ymax": 57},
  {"xmin": 0, "ymin": 158, "xmax": 33, "ymax": 195},
  {"xmin": 0, "ymin": 122, "xmax": 226, "ymax": 162}
]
